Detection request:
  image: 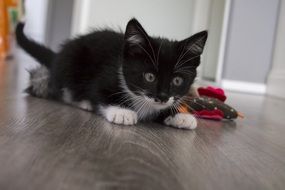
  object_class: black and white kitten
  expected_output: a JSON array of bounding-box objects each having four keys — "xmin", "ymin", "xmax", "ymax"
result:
[{"xmin": 16, "ymin": 18, "xmax": 207, "ymax": 129}]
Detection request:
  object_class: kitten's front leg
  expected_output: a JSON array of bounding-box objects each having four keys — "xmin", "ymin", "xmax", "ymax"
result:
[
  {"xmin": 100, "ymin": 105, "xmax": 138, "ymax": 125},
  {"xmin": 164, "ymin": 113, "xmax": 197, "ymax": 130}
]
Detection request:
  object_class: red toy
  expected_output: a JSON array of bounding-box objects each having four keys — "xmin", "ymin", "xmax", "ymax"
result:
[
  {"xmin": 198, "ymin": 86, "xmax": 227, "ymax": 102},
  {"xmin": 179, "ymin": 86, "xmax": 244, "ymax": 120}
]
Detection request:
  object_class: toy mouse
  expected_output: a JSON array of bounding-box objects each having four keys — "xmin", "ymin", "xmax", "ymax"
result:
[{"xmin": 179, "ymin": 86, "xmax": 244, "ymax": 120}]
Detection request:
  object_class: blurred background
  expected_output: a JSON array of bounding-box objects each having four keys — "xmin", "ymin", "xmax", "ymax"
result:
[{"xmin": 1, "ymin": 0, "xmax": 284, "ymax": 98}]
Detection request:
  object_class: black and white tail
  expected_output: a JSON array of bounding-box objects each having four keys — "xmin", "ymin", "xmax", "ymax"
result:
[
  {"xmin": 15, "ymin": 22, "xmax": 56, "ymax": 68},
  {"xmin": 16, "ymin": 23, "xmax": 54, "ymax": 98}
]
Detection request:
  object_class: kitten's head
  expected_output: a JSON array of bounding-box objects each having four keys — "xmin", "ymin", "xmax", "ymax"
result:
[{"xmin": 121, "ymin": 18, "xmax": 207, "ymax": 111}]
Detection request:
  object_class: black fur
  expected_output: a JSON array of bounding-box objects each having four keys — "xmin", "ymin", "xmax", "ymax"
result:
[
  {"xmin": 16, "ymin": 18, "xmax": 208, "ymax": 123},
  {"xmin": 16, "ymin": 23, "xmax": 56, "ymax": 68}
]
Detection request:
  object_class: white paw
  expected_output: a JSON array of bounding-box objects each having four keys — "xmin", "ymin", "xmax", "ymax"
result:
[
  {"xmin": 102, "ymin": 106, "xmax": 138, "ymax": 125},
  {"xmin": 164, "ymin": 113, "xmax": 197, "ymax": 129}
]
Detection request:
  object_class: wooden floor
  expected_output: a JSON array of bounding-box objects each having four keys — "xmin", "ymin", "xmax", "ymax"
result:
[{"xmin": 1, "ymin": 57, "xmax": 285, "ymax": 190}]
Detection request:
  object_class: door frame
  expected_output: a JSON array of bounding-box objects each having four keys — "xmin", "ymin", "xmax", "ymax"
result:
[{"xmin": 191, "ymin": 0, "xmax": 232, "ymax": 84}]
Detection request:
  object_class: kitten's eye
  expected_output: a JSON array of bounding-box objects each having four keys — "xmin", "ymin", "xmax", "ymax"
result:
[
  {"xmin": 172, "ymin": 77, "xmax": 183, "ymax": 86},
  {"xmin": 144, "ymin": 72, "xmax": 156, "ymax": 83}
]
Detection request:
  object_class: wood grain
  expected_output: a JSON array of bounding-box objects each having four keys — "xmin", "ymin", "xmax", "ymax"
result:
[{"xmin": 0, "ymin": 58, "xmax": 285, "ymax": 190}]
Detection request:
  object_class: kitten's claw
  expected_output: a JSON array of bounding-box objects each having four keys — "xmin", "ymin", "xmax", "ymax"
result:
[
  {"xmin": 103, "ymin": 106, "xmax": 138, "ymax": 125},
  {"xmin": 164, "ymin": 113, "xmax": 197, "ymax": 129}
]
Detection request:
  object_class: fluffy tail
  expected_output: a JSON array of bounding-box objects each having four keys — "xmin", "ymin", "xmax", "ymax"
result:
[{"xmin": 15, "ymin": 22, "xmax": 56, "ymax": 68}]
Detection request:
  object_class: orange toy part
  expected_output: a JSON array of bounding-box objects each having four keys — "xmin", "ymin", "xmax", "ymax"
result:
[{"xmin": 178, "ymin": 104, "xmax": 190, "ymax": 113}]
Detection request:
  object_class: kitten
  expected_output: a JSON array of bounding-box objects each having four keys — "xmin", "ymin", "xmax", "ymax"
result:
[{"xmin": 16, "ymin": 18, "xmax": 207, "ymax": 129}]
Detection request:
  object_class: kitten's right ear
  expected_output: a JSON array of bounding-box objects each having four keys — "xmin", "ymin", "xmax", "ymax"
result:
[
  {"xmin": 124, "ymin": 18, "xmax": 149, "ymax": 55},
  {"xmin": 180, "ymin": 31, "xmax": 208, "ymax": 56}
]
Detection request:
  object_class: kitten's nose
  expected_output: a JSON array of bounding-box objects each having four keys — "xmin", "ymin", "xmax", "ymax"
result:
[{"xmin": 155, "ymin": 92, "xmax": 169, "ymax": 103}]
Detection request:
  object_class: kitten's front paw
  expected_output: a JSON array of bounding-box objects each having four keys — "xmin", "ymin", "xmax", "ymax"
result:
[
  {"xmin": 164, "ymin": 113, "xmax": 197, "ymax": 129},
  {"xmin": 103, "ymin": 106, "xmax": 138, "ymax": 125}
]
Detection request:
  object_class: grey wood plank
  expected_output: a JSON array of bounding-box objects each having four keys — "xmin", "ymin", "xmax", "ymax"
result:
[{"xmin": 1, "ymin": 59, "xmax": 285, "ymax": 190}]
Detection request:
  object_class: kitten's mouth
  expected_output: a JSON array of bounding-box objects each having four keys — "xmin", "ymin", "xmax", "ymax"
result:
[
  {"xmin": 143, "ymin": 96, "xmax": 175, "ymax": 110},
  {"xmin": 154, "ymin": 101, "xmax": 166, "ymax": 105},
  {"xmin": 153, "ymin": 101, "xmax": 171, "ymax": 106}
]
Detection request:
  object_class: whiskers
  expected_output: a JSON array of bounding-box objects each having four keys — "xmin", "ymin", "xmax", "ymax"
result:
[{"xmin": 109, "ymin": 87, "xmax": 158, "ymax": 120}]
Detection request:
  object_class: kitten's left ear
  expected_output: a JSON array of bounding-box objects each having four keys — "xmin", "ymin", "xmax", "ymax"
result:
[
  {"xmin": 124, "ymin": 18, "xmax": 151, "ymax": 56},
  {"xmin": 124, "ymin": 18, "xmax": 149, "ymax": 46},
  {"xmin": 181, "ymin": 31, "xmax": 208, "ymax": 55}
]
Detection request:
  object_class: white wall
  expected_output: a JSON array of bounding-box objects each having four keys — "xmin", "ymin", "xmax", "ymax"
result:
[
  {"xmin": 72, "ymin": 0, "xmax": 195, "ymax": 40},
  {"xmin": 46, "ymin": 0, "xmax": 74, "ymax": 51},
  {"xmin": 267, "ymin": 0, "xmax": 285, "ymax": 98},
  {"xmin": 191, "ymin": 0, "xmax": 211, "ymax": 34},
  {"xmin": 24, "ymin": 0, "xmax": 49, "ymax": 43}
]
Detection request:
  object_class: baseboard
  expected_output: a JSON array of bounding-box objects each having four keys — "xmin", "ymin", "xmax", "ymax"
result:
[
  {"xmin": 267, "ymin": 72, "xmax": 285, "ymax": 99},
  {"xmin": 221, "ymin": 80, "xmax": 267, "ymax": 94}
]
